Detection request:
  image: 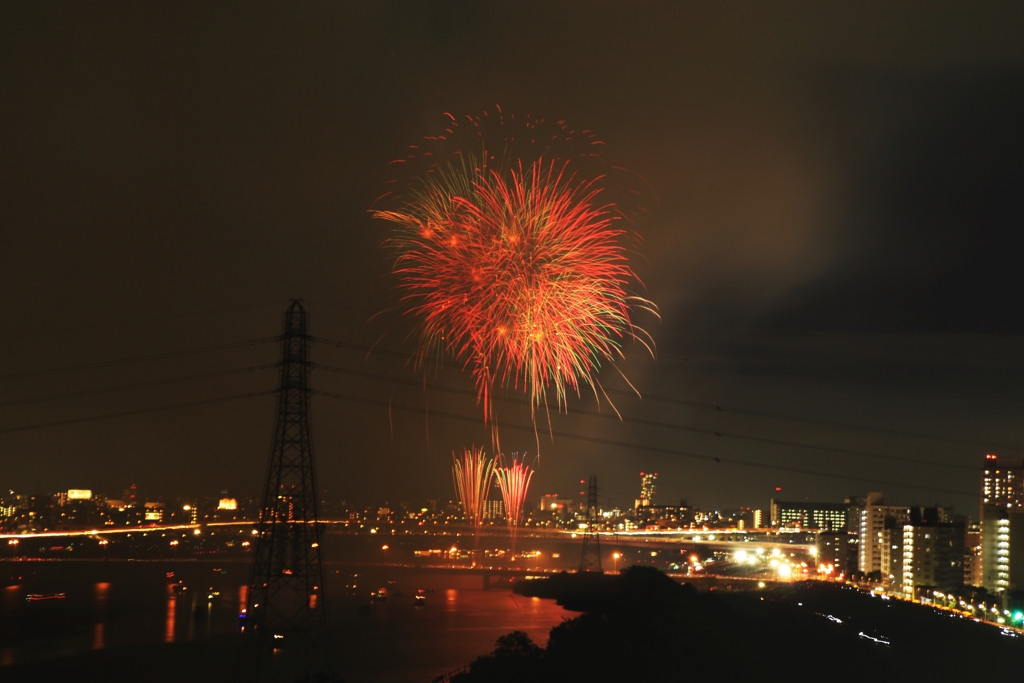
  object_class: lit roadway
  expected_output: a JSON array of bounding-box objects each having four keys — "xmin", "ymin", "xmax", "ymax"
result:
[{"xmin": 0, "ymin": 521, "xmax": 814, "ymax": 552}]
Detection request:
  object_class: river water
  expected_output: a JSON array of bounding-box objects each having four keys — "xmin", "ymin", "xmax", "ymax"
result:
[
  {"xmin": 0, "ymin": 558, "xmax": 571, "ymax": 682},
  {"xmin": 0, "ymin": 530, "xmax": 739, "ymax": 681}
]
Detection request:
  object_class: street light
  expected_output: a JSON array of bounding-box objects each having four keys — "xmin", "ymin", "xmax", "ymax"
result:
[{"xmin": 612, "ymin": 552, "xmax": 621, "ymax": 573}]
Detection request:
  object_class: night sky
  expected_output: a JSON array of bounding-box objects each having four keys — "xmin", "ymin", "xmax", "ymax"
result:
[{"xmin": 2, "ymin": 2, "xmax": 1022, "ymax": 517}]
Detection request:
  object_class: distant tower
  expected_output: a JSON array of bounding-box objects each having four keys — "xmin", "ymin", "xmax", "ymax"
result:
[
  {"xmin": 637, "ymin": 471, "xmax": 657, "ymax": 509},
  {"xmin": 243, "ymin": 300, "xmax": 329, "ymax": 679},
  {"xmin": 579, "ymin": 476, "xmax": 602, "ymax": 572}
]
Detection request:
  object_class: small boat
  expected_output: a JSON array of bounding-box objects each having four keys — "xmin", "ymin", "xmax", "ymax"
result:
[
  {"xmin": 414, "ymin": 589, "xmax": 426, "ymax": 606},
  {"xmin": 26, "ymin": 593, "xmax": 65, "ymax": 601}
]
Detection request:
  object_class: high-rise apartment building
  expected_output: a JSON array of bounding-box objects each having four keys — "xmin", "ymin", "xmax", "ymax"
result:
[
  {"xmin": 981, "ymin": 455, "xmax": 1024, "ymax": 593},
  {"xmin": 858, "ymin": 493, "xmax": 910, "ymax": 575},
  {"xmin": 982, "ymin": 454, "xmax": 1024, "ymax": 511},
  {"xmin": 965, "ymin": 525, "xmax": 983, "ymax": 587},
  {"xmin": 816, "ymin": 531, "xmax": 858, "ymax": 576},
  {"xmin": 981, "ymin": 505, "xmax": 1024, "ymax": 592},
  {"xmin": 900, "ymin": 508, "xmax": 965, "ymax": 596},
  {"xmin": 880, "ymin": 517, "xmax": 905, "ymax": 589},
  {"xmin": 482, "ymin": 499, "xmax": 505, "ymax": 520},
  {"xmin": 636, "ymin": 472, "xmax": 657, "ymax": 509}
]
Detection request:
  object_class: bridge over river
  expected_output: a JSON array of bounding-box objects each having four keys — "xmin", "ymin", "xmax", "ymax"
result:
[{"xmin": 332, "ymin": 561, "xmax": 801, "ymax": 592}]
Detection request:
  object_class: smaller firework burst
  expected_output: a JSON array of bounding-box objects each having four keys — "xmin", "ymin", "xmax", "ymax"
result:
[
  {"xmin": 452, "ymin": 445, "xmax": 495, "ymax": 539},
  {"xmin": 494, "ymin": 455, "xmax": 535, "ymax": 553}
]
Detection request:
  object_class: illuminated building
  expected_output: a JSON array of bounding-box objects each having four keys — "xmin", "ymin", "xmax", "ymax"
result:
[
  {"xmin": 982, "ymin": 454, "xmax": 1024, "ymax": 510},
  {"xmin": 965, "ymin": 525, "xmax": 983, "ymax": 587},
  {"xmin": 980, "ymin": 455, "xmax": 1024, "ymax": 593},
  {"xmin": 858, "ymin": 493, "xmax": 910, "ymax": 575},
  {"xmin": 53, "ymin": 491, "xmax": 104, "ymax": 530},
  {"xmin": 770, "ymin": 499, "xmax": 848, "ymax": 531},
  {"xmin": 636, "ymin": 472, "xmax": 657, "ymax": 509},
  {"xmin": 981, "ymin": 506, "xmax": 1024, "ymax": 593},
  {"xmin": 539, "ymin": 494, "xmax": 573, "ymax": 513},
  {"xmin": 816, "ymin": 531, "xmax": 858, "ymax": 575},
  {"xmin": 636, "ymin": 504, "xmax": 692, "ymax": 530},
  {"xmin": 218, "ymin": 498, "xmax": 238, "ymax": 511},
  {"xmin": 900, "ymin": 508, "xmax": 965, "ymax": 595},
  {"xmin": 482, "ymin": 499, "xmax": 505, "ymax": 520},
  {"xmin": 143, "ymin": 501, "xmax": 165, "ymax": 522},
  {"xmin": 880, "ymin": 519, "xmax": 904, "ymax": 588}
]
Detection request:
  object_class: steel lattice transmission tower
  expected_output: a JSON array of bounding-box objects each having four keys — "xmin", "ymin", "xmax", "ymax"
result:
[
  {"xmin": 579, "ymin": 475, "xmax": 602, "ymax": 572},
  {"xmin": 244, "ymin": 300, "xmax": 330, "ymax": 678}
]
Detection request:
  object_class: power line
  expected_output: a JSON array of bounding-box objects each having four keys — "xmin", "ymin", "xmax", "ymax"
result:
[
  {"xmin": 311, "ymin": 336, "xmax": 1021, "ymax": 452},
  {"xmin": 311, "ymin": 363, "xmax": 975, "ymax": 472},
  {"xmin": 310, "ymin": 390, "xmax": 976, "ymax": 498},
  {"xmin": 0, "ymin": 300, "xmax": 286, "ymax": 341},
  {"xmin": 601, "ymin": 387, "xmax": 1024, "ymax": 453},
  {"xmin": 311, "ymin": 336, "xmax": 463, "ymax": 369},
  {"xmin": 0, "ymin": 391, "xmax": 275, "ymax": 436},
  {"xmin": 0, "ymin": 364, "xmax": 278, "ymax": 408},
  {"xmin": 0, "ymin": 337, "xmax": 278, "ymax": 382}
]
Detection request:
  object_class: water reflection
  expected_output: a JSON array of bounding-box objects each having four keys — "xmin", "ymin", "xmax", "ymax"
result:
[
  {"xmin": 2, "ymin": 585, "xmax": 18, "ymax": 665},
  {"xmin": 94, "ymin": 582, "xmax": 110, "ymax": 608},
  {"xmin": 187, "ymin": 592, "xmax": 197, "ymax": 641},
  {"xmin": 204, "ymin": 593, "xmax": 213, "ymax": 637},
  {"xmin": 165, "ymin": 585, "xmax": 176, "ymax": 644},
  {"xmin": 92, "ymin": 582, "xmax": 109, "ymax": 650},
  {"xmin": 0, "ymin": 563, "xmax": 570, "ymax": 681}
]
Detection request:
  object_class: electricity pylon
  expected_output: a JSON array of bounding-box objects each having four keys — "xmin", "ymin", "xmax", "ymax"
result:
[
  {"xmin": 579, "ymin": 475, "xmax": 602, "ymax": 572},
  {"xmin": 243, "ymin": 300, "xmax": 329, "ymax": 680}
]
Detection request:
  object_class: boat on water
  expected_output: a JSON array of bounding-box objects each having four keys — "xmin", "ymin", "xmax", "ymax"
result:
[{"xmin": 26, "ymin": 593, "xmax": 65, "ymax": 601}]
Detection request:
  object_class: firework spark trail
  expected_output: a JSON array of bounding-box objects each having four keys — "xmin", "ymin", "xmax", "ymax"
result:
[
  {"xmin": 494, "ymin": 455, "xmax": 534, "ymax": 555},
  {"xmin": 375, "ymin": 157, "xmax": 657, "ymax": 436},
  {"xmin": 452, "ymin": 445, "xmax": 495, "ymax": 543}
]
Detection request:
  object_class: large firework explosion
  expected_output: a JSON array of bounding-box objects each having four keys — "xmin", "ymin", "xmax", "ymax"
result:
[
  {"xmin": 374, "ymin": 109, "xmax": 656, "ymax": 436},
  {"xmin": 493, "ymin": 455, "xmax": 534, "ymax": 554},
  {"xmin": 452, "ymin": 445, "xmax": 495, "ymax": 541}
]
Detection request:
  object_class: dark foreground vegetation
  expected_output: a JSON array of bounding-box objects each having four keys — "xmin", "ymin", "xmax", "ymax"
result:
[{"xmin": 444, "ymin": 566, "xmax": 1024, "ymax": 681}]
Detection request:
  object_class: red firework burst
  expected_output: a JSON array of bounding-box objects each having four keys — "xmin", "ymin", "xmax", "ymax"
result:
[
  {"xmin": 374, "ymin": 110, "xmax": 657, "ymax": 436},
  {"xmin": 376, "ymin": 157, "xmax": 655, "ymax": 424}
]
